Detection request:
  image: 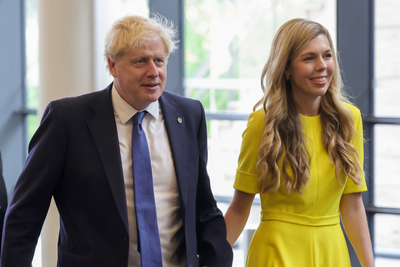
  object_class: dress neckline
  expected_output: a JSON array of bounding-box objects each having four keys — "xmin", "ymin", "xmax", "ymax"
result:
[{"xmin": 299, "ymin": 113, "xmax": 320, "ymax": 120}]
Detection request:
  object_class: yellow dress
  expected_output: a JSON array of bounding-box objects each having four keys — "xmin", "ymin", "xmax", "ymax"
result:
[{"xmin": 234, "ymin": 103, "xmax": 367, "ymax": 267}]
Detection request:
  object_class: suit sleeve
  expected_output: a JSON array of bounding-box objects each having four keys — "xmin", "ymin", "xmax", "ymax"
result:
[
  {"xmin": 1, "ymin": 102, "xmax": 66, "ymax": 267},
  {"xmin": 195, "ymin": 101, "xmax": 233, "ymax": 267},
  {"xmin": 0, "ymin": 151, "xmax": 7, "ymax": 252}
]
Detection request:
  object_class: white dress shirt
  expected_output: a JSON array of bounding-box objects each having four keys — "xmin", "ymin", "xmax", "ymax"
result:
[{"xmin": 112, "ymin": 85, "xmax": 186, "ymax": 267}]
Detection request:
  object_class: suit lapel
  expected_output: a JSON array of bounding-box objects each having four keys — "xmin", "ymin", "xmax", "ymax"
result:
[
  {"xmin": 85, "ymin": 88, "xmax": 188, "ymax": 232},
  {"xmin": 159, "ymin": 94, "xmax": 188, "ymax": 212},
  {"xmin": 86, "ymin": 85, "xmax": 129, "ymax": 232}
]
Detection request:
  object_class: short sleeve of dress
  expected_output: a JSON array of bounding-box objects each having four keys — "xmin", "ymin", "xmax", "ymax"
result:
[
  {"xmin": 233, "ymin": 109, "xmax": 265, "ymax": 194},
  {"xmin": 343, "ymin": 103, "xmax": 368, "ymax": 194}
]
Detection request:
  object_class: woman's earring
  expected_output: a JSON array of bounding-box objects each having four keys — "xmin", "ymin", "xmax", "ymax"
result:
[{"xmin": 285, "ymin": 74, "xmax": 290, "ymax": 81}]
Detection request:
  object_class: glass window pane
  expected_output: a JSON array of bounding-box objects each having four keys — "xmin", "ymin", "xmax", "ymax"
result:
[
  {"xmin": 184, "ymin": 0, "xmax": 337, "ymax": 114},
  {"xmin": 27, "ymin": 114, "xmax": 39, "ymax": 141},
  {"xmin": 374, "ymin": 0, "xmax": 400, "ymax": 117},
  {"xmin": 207, "ymin": 119, "xmax": 262, "ymax": 266},
  {"xmin": 376, "ymin": 257, "xmax": 400, "ymax": 267},
  {"xmin": 206, "ymin": 119, "xmax": 247, "ymax": 196},
  {"xmin": 26, "ymin": 0, "xmax": 39, "ymax": 146},
  {"xmin": 26, "ymin": 0, "xmax": 39, "ymax": 110},
  {"xmin": 374, "ymin": 125, "xmax": 400, "ymax": 208},
  {"xmin": 375, "ymin": 214, "xmax": 400, "ymax": 256}
]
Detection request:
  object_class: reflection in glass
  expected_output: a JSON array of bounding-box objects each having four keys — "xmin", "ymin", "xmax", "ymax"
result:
[
  {"xmin": 374, "ymin": 0, "xmax": 400, "ymax": 117},
  {"xmin": 374, "ymin": 125, "xmax": 400, "ymax": 208}
]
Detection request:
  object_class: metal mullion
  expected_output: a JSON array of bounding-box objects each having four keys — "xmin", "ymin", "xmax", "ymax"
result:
[
  {"xmin": 149, "ymin": 0, "xmax": 185, "ymax": 95},
  {"xmin": 365, "ymin": 206, "xmax": 400, "ymax": 215},
  {"xmin": 15, "ymin": 108, "xmax": 37, "ymax": 116},
  {"xmin": 205, "ymin": 112, "xmax": 249, "ymax": 121},
  {"xmin": 363, "ymin": 116, "xmax": 400, "ymax": 125},
  {"xmin": 365, "ymin": 121, "xmax": 375, "ymax": 250},
  {"xmin": 368, "ymin": 0, "xmax": 376, "ymax": 258},
  {"xmin": 214, "ymin": 195, "xmax": 261, "ymax": 205},
  {"xmin": 374, "ymin": 252, "xmax": 400, "ymax": 260},
  {"xmin": 21, "ymin": 0, "xmax": 28, "ymax": 158}
]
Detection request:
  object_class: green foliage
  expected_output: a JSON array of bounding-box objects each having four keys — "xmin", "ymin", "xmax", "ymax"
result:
[
  {"xmin": 26, "ymin": 85, "xmax": 39, "ymax": 109},
  {"xmin": 27, "ymin": 114, "xmax": 39, "ymax": 141},
  {"xmin": 184, "ymin": 11, "xmax": 209, "ymax": 78}
]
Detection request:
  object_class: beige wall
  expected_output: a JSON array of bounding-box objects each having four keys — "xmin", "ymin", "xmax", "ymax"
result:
[{"xmin": 38, "ymin": 0, "xmax": 94, "ymax": 266}]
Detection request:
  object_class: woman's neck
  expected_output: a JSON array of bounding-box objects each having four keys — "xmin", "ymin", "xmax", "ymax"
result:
[{"xmin": 293, "ymin": 95, "xmax": 321, "ymax": 116}]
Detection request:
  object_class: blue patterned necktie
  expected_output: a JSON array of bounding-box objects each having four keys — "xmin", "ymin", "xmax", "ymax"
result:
[{"xmin": 131, "ymin": 111, "xmax": 162, "ymax": 267}]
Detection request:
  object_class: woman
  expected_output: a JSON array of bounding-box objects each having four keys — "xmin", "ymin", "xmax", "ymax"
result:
[{"xmin": 224, "ymin": 19, "xmax": 374, "ymax": 267}]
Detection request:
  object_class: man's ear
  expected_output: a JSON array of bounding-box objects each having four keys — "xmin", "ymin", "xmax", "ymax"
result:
[{"xmin": 108, "ymin": 58, "xmax": 117, "ymax": 77}]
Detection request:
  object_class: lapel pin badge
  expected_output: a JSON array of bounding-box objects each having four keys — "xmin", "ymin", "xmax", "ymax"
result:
[{"xmin": 177, "ymin": 117, "xmax": 183, "ymax": 124}]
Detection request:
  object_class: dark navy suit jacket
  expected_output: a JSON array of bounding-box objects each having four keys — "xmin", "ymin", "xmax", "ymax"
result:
[
  {"xmin": 1, "ymin": 84, "xmax": 233, "ymax": 267},
  {"xmin": 0, "ymin": 151, "xmax": 7, "ymax": 251}
]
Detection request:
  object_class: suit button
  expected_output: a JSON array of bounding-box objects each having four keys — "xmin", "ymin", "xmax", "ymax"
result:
[{"xmin": 123, "ymin": 235, "xmax": 128, "ymax": 242}]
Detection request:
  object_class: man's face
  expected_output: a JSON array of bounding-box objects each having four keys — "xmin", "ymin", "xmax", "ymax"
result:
[{"xmin": 108, "ymin": 34, "xmax": 167, "ymax": 110}]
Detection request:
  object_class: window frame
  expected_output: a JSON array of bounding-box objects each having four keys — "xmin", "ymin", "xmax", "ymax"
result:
[{"xmin": 338, "ymin": 0, "xmax": 400, "ymax": 262}]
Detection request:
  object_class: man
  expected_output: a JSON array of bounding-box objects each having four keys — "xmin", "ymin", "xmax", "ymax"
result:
[{"xmin": 1, "ymin": 15, "xmax": 233, "ymax": 267}]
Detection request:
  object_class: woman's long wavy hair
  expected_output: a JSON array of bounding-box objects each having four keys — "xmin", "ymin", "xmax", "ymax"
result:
[{"xmin": 255, "ymin": 18, "xmax": 363, "ymax": 194}]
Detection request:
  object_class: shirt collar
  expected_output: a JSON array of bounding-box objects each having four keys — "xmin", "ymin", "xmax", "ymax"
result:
[{"xmin": 111, "ymin": 84, "xmax": 160, "ymax": 124}]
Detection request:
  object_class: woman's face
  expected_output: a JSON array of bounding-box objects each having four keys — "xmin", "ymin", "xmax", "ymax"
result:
[{"xmin": 286, "ymin": 34, "xmax": 335, "ymax": 103}]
